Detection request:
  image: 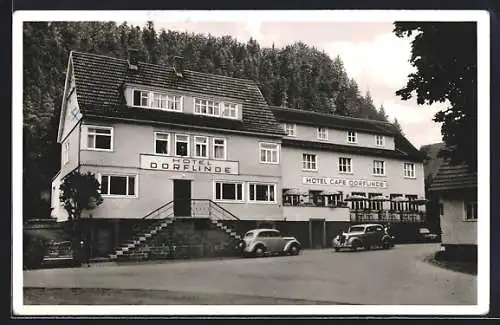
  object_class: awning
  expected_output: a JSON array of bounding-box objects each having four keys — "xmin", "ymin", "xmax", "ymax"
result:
[
  {"xmin": 344, "ymin": 194, "xmax": 367, "ymax": 201},
  {"xmin": 284, "ymin": 188, "xmax": 308, "ymax": 196},
  {"xmin": 391, "ymin": 196, "xmax": 409, "ymax": 202},
  {"xmin": 321, "ymin": 190, "xmax": 342, "ymax": 196},
  {"xmin": 369, "ymin": 195, "xmax": 389, "ymax": 201}
]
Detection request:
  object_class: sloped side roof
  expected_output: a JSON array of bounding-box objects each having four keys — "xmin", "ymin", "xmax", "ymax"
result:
[
  {"xmin": 70, "ymin": 51, "xmax": 285, "ymax": 136},
  {"xmin": 271, "ymin": 106, "xmax": 425, "ymax": 162},
  {"xmin": 428, "ymin": 160, "xmax": 477, "ymax": 191}
]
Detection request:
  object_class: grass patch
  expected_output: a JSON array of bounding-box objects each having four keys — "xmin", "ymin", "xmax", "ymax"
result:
[
  {"xmin": 23, "ymin": 287, "xmax": 349, "ymax": 305},
  {"xmin": 425, "ymin": 253, "xmax": 477, "ymax": 275}
]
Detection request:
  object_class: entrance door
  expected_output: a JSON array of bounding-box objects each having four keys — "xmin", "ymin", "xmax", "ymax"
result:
[
  {"xmin": 310, "ymin": 219, "xmax": 326, "ymax": 249},
  {"xmin": 173, "ymin": 179, "xmax": 192, "ymax": 217}
]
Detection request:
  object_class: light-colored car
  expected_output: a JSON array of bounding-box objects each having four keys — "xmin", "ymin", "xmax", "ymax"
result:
[
  {"xmin": 239, "ymin": 228, "xmax": 301, "ymax": 257},
  {"xmin": 417, "ymin": 227, "xmax": 440, "ymax": 242},
  {"xmin": 332, "ymin": 223, "xmax": 394, "ymax": 251}
]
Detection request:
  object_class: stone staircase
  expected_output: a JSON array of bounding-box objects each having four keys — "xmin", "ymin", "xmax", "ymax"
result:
[{"xmin": 108, "ymin": 200, "xmax": 242, "ymax": 261}]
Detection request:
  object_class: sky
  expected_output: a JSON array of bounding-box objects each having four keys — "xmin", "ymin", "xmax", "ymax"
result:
[{"xmin": 129, "ymin": 19, "xmax": 445, "ymax": 149}]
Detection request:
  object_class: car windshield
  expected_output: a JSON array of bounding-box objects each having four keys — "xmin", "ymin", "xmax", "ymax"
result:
[
  {"xmin": 349, "ymin": 226, "xmax": 365, "ymax": 232},
  {"xmin": 244, "ymin": 231, "xmax": 255, "ymax": 238}
]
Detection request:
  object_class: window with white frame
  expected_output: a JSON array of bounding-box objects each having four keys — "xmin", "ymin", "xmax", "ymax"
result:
[
  {"xmin": 404, "ymin": 163, "xmax": 416, "ymax": 178},
  {"xmin": 194, "ymin": 99, "xmax": 220, "ymax": 117},
  {"xmin": 222, "ymin": 102, "xmax": 238, "ymax": 119},
  {"xmin": 302, "ymin": 153, "xmax": 317, "ymax": 171},
  {"xmin": 85, "ymin": 125, "xmax": 113, "ymax": 151},
  {"xmin": 464, "ymin": 201, "xmax": 478, "ymax": 221},
  {"xmin": 283, "ymin": 123, "xmax": 297, "ymax": 136},
  {"xmin": 375, "ymin": 135, "xmax": 385, "ymax": 146},
  {"xmin": 249, "ymin": 183, "xmax": 276, "ymax": 203},
  {"xmin": 347, "ymin": 131, "xmax": 357, "ymax": 143},
  {"xmin": 214, "ymin": 181, "xmax": 243, "ymax": 201},
  {"xmin": 373, "ymin": 160, "xmax": 385, "ymax": 176},
  {"xmin": 213, "ymin": 138, "xmax": 226, "ymax": 160},
  {"xmin": 154, "ymin": 132, "xmax": 169, "ymax": 155},
  {"xmin": 194, "ymin": 136, "xmax": 208, "ymax": 158},
  {"xmin": 132, "ymin": 89, "xmax": 182, "ymax": 111},
  {"xmin": 175, "ymin": 134, "xmax": 190, "ymax": 157},
  {"xmin": 338, "ymin": 157, "xmax": 352, "ymax": 173},
  {"xmin": 63, "ymin": 141, "xmax": 69, "ymax": 165},
  {"xmin": 100, "ymin": 175, "xmax": 136, "ymax": 197},
  {"xmin": 259, "ymin": 142, "xmax": 279, "ymax": 164},
  {"xmin": 317, "ymin": 127, "xmax": 328, "ymax": 140}
]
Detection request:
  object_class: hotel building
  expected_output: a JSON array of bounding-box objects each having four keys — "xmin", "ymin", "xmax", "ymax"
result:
[{"xmin": 51, "ymin": 51, "xmax": 427, "ymax": 258}]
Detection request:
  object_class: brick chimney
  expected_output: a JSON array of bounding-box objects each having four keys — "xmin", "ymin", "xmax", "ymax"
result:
[{"xmin": 128, "ymin": 48, "xmax": 139, "ymax": 71}]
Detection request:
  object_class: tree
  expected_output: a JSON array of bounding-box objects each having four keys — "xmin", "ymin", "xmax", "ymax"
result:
[
  {"xmin": 59, "ymin": 171, "xmax": 103, "ymax": 253},
  {"xmin": 393, "ymin": 22, "xmax": 477, "ymax": 170},
  {"xmin": 393, "ymin": 118, "xmax": 404, "ymax": 135}
]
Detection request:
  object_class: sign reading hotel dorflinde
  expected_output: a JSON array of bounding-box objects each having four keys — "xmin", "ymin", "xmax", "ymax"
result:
[
  {"xmin": 140, "ymin": 154, "xmax": 239, "ymax": 175},
  {"xmin": 302, "ymin": 176, "xmax": 387, "ymax": 189}
]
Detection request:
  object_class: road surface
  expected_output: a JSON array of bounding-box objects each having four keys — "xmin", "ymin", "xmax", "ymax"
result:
[{"xmin": 23, "ymin": 243, "xmax": 476, "ymax": 305}]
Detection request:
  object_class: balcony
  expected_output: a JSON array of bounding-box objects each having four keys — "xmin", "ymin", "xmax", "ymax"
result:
[{"xmin": 349, "ymin": 210, "xmax": 425, "ymax": 223}]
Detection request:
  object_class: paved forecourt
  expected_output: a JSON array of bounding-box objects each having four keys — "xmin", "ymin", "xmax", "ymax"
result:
[{"xmin": 23, "ymin": 244, "xmax": 476, "ymax": 305}]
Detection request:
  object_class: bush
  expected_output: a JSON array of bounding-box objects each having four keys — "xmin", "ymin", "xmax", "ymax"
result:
[{"xmin": 23, "ymin": 233, "xmax": 49, "ymax": 269}]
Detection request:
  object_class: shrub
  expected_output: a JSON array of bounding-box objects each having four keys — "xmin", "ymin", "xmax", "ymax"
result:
[{"xmin": 23, "ymin": 232, "xmax": 49, "ymax": 269}]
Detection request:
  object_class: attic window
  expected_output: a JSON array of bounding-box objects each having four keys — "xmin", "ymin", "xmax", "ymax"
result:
[
  {"xmin": 132, "ymin": 89, "xmax": 182, "ymax": 112},
  {"xmin": 194, "ymin": 98, "xmax": 239, "ymax": 120}
]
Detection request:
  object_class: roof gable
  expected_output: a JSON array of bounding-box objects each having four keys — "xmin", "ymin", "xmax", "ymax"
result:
[
  {"xmin": 428, "ymin": 159, "xmax": 477, "ymax": 192},
  {"xmin": 70, "ymin": 51, "xmax": 284, "ymax": 136}
]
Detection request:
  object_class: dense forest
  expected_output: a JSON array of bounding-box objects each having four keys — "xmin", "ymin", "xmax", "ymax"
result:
[{"xmin": 22, "ymin": 21, "xmax": 402, "ymax": 219}]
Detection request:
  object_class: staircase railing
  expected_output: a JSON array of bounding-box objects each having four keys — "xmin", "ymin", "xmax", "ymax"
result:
[
  {"xmin": 142, "ymin": 200, "xmax": 174, "ymax": 220},
  {"xmin": 189, "ymin": 199, "xmax": 240, "ymax": 221}
]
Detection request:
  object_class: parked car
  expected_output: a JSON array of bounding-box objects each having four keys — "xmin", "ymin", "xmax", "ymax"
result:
[
  {"xmin": 332, "ymin": 223, "xmax": 394, "ymax": 252},
  {"xmin": 239, "ymin": 228, "xmax": 301, "ymax": 257},
  {"xmin": 417, "ymin": 227, "xmax": 440, "ymax": 242}
]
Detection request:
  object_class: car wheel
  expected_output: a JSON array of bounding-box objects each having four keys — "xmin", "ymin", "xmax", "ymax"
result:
[
  {"xmin": 334, "ymin": 247, "xmax": 340, "ymax": 252},
  {"xmin": 254, "ymin": 245, "xmax": 265, "ymax": 257},
  {"xmin": 382, "ymin": 240, "xmax": 390, "ymax": 249},
  {"xmin": 289, "ymin": 244, "xmax": 300, "ymax": 256}
]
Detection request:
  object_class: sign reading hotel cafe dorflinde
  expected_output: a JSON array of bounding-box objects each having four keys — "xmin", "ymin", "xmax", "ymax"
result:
[
  {"xmin": 302, "ymin": 176, "xmax": 388, "ymax": 189},
  {"xmin": 140, "ymin": 154, "xmax": 239, "ymax": 175}
]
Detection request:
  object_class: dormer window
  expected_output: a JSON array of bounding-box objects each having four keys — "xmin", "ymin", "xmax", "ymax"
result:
[
  {"xmin": 133, "ymin": 89, "xmax": 182, "ymax": 112},
  {"xmin": 194, "ymin": 98, "xmax": 239, "ymax": 119},
  {"xmin": 283, "ymin": 123, "xmax": 296, "ymax": 136},
  {"xmin": 347, "ymin": 131, "xmax": 357, "ymax": 143},
  {"xmin": 317, "ymin": 127, "xmax": 328, "ymax": 140},
  {"xmin": 375, "ymin": 135, "xmax": 385, "ymax": 147}
]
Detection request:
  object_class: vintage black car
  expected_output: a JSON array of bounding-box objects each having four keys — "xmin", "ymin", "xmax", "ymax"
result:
[{"xmin": 333, "ymin": 224, "xmax": 394, "ymax": 251}]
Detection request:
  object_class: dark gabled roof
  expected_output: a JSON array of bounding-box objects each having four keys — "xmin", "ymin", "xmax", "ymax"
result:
[
  {"xmin": 271, "ymin": 106, "xmax": 425, "ymax": 162},
  {"xmin": 70, "ymin": 51, "xmax": 285, "ymax": 136},
  {"xmin": 282, "ymin": 138, "xmax": 424, "ymax": 162},
  {"xmin": 270, "ymin": 106, "xmax": 398, "ymax": 136},
  {"xmin": 428, "ymin": 160, "xmax": 477, "ymax": 191}
]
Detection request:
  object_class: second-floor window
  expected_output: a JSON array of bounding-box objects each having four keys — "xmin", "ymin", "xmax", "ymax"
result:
[
  {"xmin": 259, "ymin": 142, "xmax": 280, "ymax": 164},
  {"xmin": 85, "ymin": 125, "xmax": 113, "ymax": 151},
  {"xmin": 283, "ymin": 123, "xmax": 296, "ymax": 136},
  {"xmin": 302, "ymin": 154, "xmax": 317, "ymax": 171},
  {"xmin": 194, "ymin": 136, "xmax": 208, "ymax": 158},
  {"xmin": 222, "ymin": 103, "xmax": 238, "ymax": 119},
  {"xmin": 373, "ymin": 160, "xmax": 385, "ymax": 176},
  {"xmin": 63, "ymin": 141, "xmax": 69, "ymax": 165},
  {"xmin": 213, "ymin": 138, "xmax": 226, "ymax": 160},
  {"xmin": 404, "ymin": 163, "xmax": 416, "ymax": 178},
  {"xmin": 133, "ymin": 90, "xmax": 182, "ymax": 111},
  {"xmin": 347, "ymin": 131, "xmax": 357, "ymax": 143},
  {"xmin": 154, "ymin": 132, "xmax": 169, "ymax": 155},
  {"xmin": 339, "ymin": 157, "xmax": 352, "ymax": 173},
  {"xmin": 375, "ymin": 135, "xmax": 385, "ymax": 146},
  {"xmin": 175, "ymin": 134, "xmax": 190, "ymax": 157},
  {"xmin": 317, "ymin": 127, "xmax": 328, "ymax": 140},
  {"xmin": 194, "ymin": 99, "xmax": 220, "ymax": 117}
]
